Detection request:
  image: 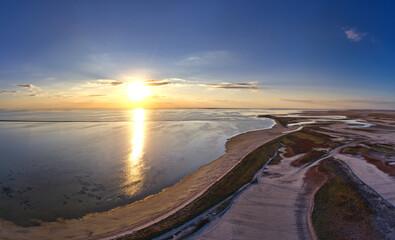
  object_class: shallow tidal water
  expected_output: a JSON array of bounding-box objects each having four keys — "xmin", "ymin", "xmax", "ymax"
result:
[{"xmin": 0, "ymin": 108, "xmax": 293, "ymax": 226}]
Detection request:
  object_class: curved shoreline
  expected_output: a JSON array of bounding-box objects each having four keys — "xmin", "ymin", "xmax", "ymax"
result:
[
  {"xmin": 0, "ymin": 121, "xmax": 293, "ymax": 240},
  {"xmin": 191, "ymin": 110, "xmax": 395, "ymax": 240}
]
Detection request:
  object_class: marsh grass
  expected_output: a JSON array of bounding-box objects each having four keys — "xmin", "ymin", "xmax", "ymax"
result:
[{"xmin": 312, "ymin": 162, "xmax": 380, "ymax": 240}]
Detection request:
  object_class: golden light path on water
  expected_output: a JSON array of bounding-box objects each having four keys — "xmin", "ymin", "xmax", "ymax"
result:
[
  {"xmin": 131, "ymin": 108, "xmax": 145, "ymax": 162},
  {"xmin": 124, "ymin": 108, "xmax": 145, "ymax": 196}
]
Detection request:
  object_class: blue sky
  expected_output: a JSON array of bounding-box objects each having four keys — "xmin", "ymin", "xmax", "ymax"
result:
[{"xmin": 0, "ymin": 0, "xmax": 394, "ymax": 109}]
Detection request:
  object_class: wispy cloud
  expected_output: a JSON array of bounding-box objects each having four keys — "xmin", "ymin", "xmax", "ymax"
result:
[
  {"xmin": 143, "ymin": 78, "xmax": 187, "ymax": 86},
  {"xmin": 143, "ymin": 79, "xmax": 172, "ymax": 86},
  {"xmin": 17, "ymin": 84, "xmax": 35, "ymax": 88},
  {"xmin": 49, "ymin": 94, "xmax": 74, "ymax": 98},
  {"xmin": 142, "ymin": 78, "xmax": 189, "ymax": 87},
  {"xmin": 347, "ymin": 98, "xmax": 395, "ymax": 105},
  {"xmin": 85, "ymin": 79, "xmax": 123, "ymax": 87},
  {"xmin": 343, "ymin": 28, "xmax": 367, "ymax": 42},
  {"xmin": 282, "ymin": 98, "xmax": 395, "ymax": 106},
  {"xmin": 178, "ymin": 51, "xmax": 230, "ymax": 65},
  {"xmin": 281, "ymin": 99, "xmax": 315, "ymax": 103},
  {"xmin": 0, "ymin": 90, "xmax": 21, "ymax": 95},
  {"xmin": 204, "ymin": 82, "xmax": 260, "ymax": 90},
  {"xmin": 97, "ymin": 79, "xmax": 123, "ymax": 86},
  {"xmin": 88, "ymin": 94, "xmax": 106, "ymax": 97}
]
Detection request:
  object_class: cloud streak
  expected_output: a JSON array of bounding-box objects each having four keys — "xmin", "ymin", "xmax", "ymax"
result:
[
  {"xmin": 142, "ymin": 78, "xmax": 188, "ymax": 87},
  {"xmin": 282, "ymin": 98, "xmax": 395, "ymax": 106},
  {"xmin": 1, "ymin": 90, "xmax": 21, "ymax": 95},
  {"xmin": 179, "ymin": 51, "xmax": 230, "ymax": 65},
  {"xmin": 97, "ymin": 79, "xmax": 123, "ymax": 86},
  {"xmin": 343, "ymin": 28, "xmax": 367, "ymax": 42},
  {"xmin": 85, "ymin": 79, "xmax": 123, "ymax": 87},
  {"xmin": 17, "ymin": 84, "xmax": 35, "ymax": 88},
  {"xmin": 143, "ymin": 80, "xmax": 172, "ymax": 86},
  {"xmin": 89, "ymin": 94, "xmax": 106, "ymax": 97},
  {"xmin": 204, "ymin": 82, "xmax": 260, "ymax": 90}
]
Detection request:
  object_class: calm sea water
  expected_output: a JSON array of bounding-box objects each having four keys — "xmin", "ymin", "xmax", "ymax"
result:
[{"xmin": 0, "ymin": 109, "xmax": 294, "ymax": 226}]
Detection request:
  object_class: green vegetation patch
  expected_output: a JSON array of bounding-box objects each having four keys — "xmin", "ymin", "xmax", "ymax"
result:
[
  {"xmin": 340, "ymin": 145, "xmax": 368, "ymax": 155},
  {"xmin": 291, "ymin": 150, "xmax": 327, "ymax": 167},
  {"xmin": 281, "ymin": 129, "xmax": 331, "ymax": 157},
  {"xmin": 363, "ymin": 155, "xmax": 395, "ymax": 177},
  {"xmin": 317, "ymin": 162, "xmax": 334, "ymax": 173},
  {"xmin": 340, "ymin": 144, "xmax": 395, "ymax": 177},
  {"xmin": 366, "ymin": 143, "xmax": 395, "ymax": 154},
  {"xmin": 291, "ymin": 131, "xmax": 330, "ymax": 145},
  {"xmin": 341, "ymin": 143, "xmax": 394, "ymax": 156},
  {"xmin": 269, "ymin": 153, "xmax": 283, "ymax": 165},
  {"xmin": 312, "ymin": 164, "xmax": 380, "ymax": 240},
  {"xmin": 120, "ymin": 139, "xmax": 280, "ymax": 240}
]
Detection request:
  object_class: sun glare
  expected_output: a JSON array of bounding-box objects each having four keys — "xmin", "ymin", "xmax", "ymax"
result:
[{"xmin": 127, "ymin": 82, "xmax": 151, "ymax": 101}]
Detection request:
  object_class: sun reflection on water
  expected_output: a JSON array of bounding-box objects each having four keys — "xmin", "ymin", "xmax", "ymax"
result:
[
  {"xmin": 124, "ymin": 108, "xmax": 145, "ymax": 196},
  {"xmin": 131, "ymin": 108, "xmax": 145, "ymax": 163}
]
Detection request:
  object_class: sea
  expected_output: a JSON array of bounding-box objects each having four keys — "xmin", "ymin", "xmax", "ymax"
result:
[{"xmin": 0, "ymin": 108, "xmax": 296, "ymax": 226}]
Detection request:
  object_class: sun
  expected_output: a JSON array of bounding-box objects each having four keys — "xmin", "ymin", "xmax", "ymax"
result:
[{"xmin": 127, "ymin": 82, "xmax": 151, "ymax": 101}]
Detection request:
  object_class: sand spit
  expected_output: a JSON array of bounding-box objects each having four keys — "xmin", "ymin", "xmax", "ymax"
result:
[
  {"xmin": 189, "ymin": 139, "xmax": 350, "ymax": 240},
  {"xmin": 189, "ymin": 149, "xmax": 316, "ymax": 240},
  {"xmin": 189, "ymin": 110, "xmax": 394, "ymax": 240},
  {"xmin": 0, "ymin": 119, "xmax": 292, "ymax": 240},
  {"xmin": 325, "ymin": 159, "xmax": 395, "ymax": 239}
]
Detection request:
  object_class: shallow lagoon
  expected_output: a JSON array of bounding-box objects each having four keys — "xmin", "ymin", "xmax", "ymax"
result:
[{"xmin": 0, "ymin": 109, "xmax": 288, "ymax": 226}]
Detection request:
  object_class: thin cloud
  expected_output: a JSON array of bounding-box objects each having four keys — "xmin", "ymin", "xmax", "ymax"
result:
[
  {"xmin": 142, "ymin": 78, "xmax": 188, "ymax": 86},
  {"xmin": 179, "ymin": 51, "xmax": 230, "ymax": 65},
  {"xmin": 343, "ymin": 28, "xmax": 367, "ymax": 42},
  {"xmin": 143, "ymin": 80, "xmax": 171, "ymax": 86},
  {"xmin": 50, "ymin": 94, "xmax": 73, "ymax": 98},
  {"xmin": 1, "ymin": 90, "xmax": 21, "ymax": 95},
  {"xmin": 85, "ymin": 79, "xmax": 123, "ymax": 87},
  {"xmin": 143, "ymin": 80, "xmax": 173, "ymax": 86},
  {"xmin": 97, "ymin": 79, "xmax": 123, "ymax": 86},
  {"xmin": 204, "ymin": 82, "xmax": 260, "ymax": 90},
  {"xmin": 27, "ymin": 92, "xmax": 46, "ymax": 97},
  {"xmin": 282, "ymin": 98, "xmax": 395, "ymax": 106},
  {"xmin": 281, "ymin": 99, "xmax": 316, "ymax": 103},
  {"xmin": 347, "ymin": 98, "xmax": 395, "ymax": 105},
  {"xmin": 88, "ymin": 94, "xmax": 106, "ymax": 97},
  {"xmin": 17, "ymin": 84, "xmax": 35, "ymax": 88}
]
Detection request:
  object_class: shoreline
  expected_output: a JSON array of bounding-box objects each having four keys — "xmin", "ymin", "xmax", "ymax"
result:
[
  {"xmin": 0, "ymin": 119, "xmax": 293, "ymax": 240},
  {"xmin": 190, "ymin": 110, "xmax": 394, "ymax": 240},
  {"xmin": 1, "ymin": 109, "xmax": 393, "ymax": 240},
  {"xmin": 91, "ymin": 121, "xmax": 294, "ymax": 240}
]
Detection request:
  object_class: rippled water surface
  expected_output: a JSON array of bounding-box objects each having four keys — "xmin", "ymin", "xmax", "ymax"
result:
[{"xmin": 0, "ymin": 108, "xmax": 294, "ymax": 226}]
